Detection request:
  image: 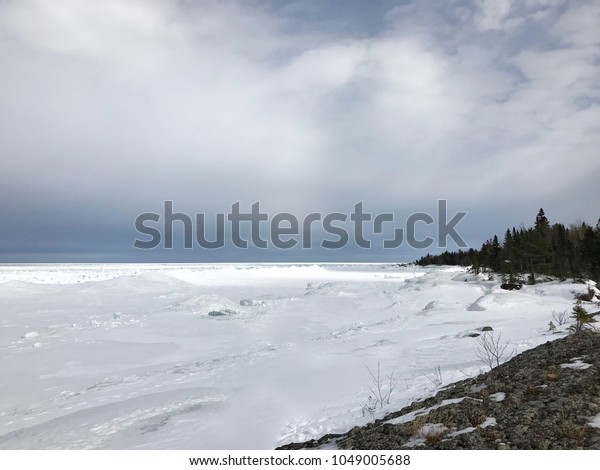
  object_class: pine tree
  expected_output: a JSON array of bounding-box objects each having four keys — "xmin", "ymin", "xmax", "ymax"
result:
[
  {"xmin": 568, "ymin": 300, "xmax": 597, "ymax": 333},
  {"xmin": 551, "ymin": 223, "xmax": 571, "ymax": 281},
  {"xmin": 582, "ymin": 226, "xmax": 600, "ymax": 280},
  {"xmin": 490, "ymin": 235, "xmax": 502, "ymax": 273},
  {"xmin": 502, "ymin": 229, "xmax": 516, "ymax": 283},
  {"xmin": 414, "ymin": 210, "xmax": 600, "ymax": 282},
  {"xmin": 535, "ymin": 208, "xmax": 550, "ymax": 238}
]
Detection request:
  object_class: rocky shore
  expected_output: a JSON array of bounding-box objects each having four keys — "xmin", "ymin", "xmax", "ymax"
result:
[{"xmin": 278, "ymin": 331, "xmax": 600, "ymax": 450}]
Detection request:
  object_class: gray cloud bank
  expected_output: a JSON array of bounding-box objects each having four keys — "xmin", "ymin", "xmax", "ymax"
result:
[{"xmin": 0, "ymin": 0, "xmax": 598, "ymax": 261}]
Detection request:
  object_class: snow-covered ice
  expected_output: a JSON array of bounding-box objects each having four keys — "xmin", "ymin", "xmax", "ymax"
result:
[{"xmin": 0, "ymin": 263, "xmax": 583, "ymax": 449}]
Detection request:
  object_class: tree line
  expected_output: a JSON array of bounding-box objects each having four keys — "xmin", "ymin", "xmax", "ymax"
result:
[{"xmin": 416, "ymin": 209, "xmax": 600, "ymax": 283}]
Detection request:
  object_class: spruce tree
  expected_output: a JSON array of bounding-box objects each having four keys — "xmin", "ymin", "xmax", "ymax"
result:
[{"xmin": 569, "ymin": 300, "xmax": 597, "ymax": 333}]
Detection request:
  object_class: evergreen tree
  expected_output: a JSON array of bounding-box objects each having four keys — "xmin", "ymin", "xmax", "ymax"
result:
[
  {"xmin": 535, "ymin": 208, "xmax": 550, "ymax": 235},
  {"xmin": 568, "ymin": 300, "xmax": 597, "ymax": 333},
  {"xmin": 551, "ymin": 223, "xmax": 571, "ymax": 281},
  {"xmin": 414, "ymin": 209, "xmax": 600, "ymax": 282},
  {"xmin": 502, "ymin": 229, "xmax": 516, "ymax": 283}
]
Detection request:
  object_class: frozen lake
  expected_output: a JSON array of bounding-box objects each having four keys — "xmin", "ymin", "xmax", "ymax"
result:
[{"xmin": 0, "ymin": 264, "xmax": 586, "ymax": 449}]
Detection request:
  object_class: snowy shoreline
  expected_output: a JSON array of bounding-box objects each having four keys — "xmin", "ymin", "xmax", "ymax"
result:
[
  {"xmin": 0, "ymin": 264, "xmax": 592, "ymax": 449},
  {"xmin": 279, "ymin": 330, "xmax": 600, "ymax": 450}
]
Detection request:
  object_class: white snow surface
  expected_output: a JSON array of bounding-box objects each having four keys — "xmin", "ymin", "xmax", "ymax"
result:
[
  {"xmin": 560, "ymin": 358, "xmax": 593, "ymax": 370},
  {"xmin": 489, "ymin": 392, "xmax": 507, "ymax": 402},
  {"xmin": 0, "ymin": 263, "xmax": 579, "ymax": 449}
]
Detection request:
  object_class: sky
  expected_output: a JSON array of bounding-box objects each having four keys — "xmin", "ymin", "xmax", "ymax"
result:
[{"xmin": 0, "ymin": 0, "xmax": 598, "ymax": 262}]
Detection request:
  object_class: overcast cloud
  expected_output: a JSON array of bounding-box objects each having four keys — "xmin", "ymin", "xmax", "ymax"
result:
[{"xmin": 0, "ymin": 0, "xmax": 598, "ymax": 261}]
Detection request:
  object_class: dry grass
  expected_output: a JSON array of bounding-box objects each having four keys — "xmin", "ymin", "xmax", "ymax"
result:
[
  {"xmin": 524, "ymin": 385, "xmax": 541, "ymax": 397},
  {"xmin": 546, "ymin": 366, "xmax": 561, "ymax": 382},
  {"xmin": 410, "ymin": 406, "xmax": 455, "ymax": 431},
  {"xmin": 465, "ymin": 407, "xmax": 486, "ymax": 427},
  {"xmin": 479, "ymin": 426, "xmax": 500, "ymax": 443},
  {"xmin": 556, "ymin": 424, "xmax": 591, "ymax": 441},
  {"xmin": 423, "ymin": 427, "xmax": 449, "ymax": 445},
  {"xmin": 411, "ymin": 420, "xmax": 449, "ymax": 446}
]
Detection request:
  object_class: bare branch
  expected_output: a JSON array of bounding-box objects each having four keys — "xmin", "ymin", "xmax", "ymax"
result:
[
  {"xmin": 475, "ymin": 331, "xmax": 514, "ymax": 370},
  {"xmin": 364, "ymin": 362, "xmax": 399, "ymax": 412}
]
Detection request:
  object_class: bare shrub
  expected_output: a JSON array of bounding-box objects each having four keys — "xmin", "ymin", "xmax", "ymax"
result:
[
  {"xmin": 552, "ymin": 309, "xmax": 570, "ymax": 326},
  {"xmin": 362, "ymin": 362, "xmax": 399, "ymax": 416},
  {"xmin": 475, "ymin": 331, "xmax": 514, "ymax": 370},
  {"xmin": 360, "ymin": 397, "xmax": 377, "ymax": 418},
  {"xmin": 425, "ymin": 365, "xmax": 443, "ymax": 387}
]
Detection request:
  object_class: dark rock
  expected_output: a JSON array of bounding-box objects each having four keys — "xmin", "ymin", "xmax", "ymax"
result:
[
  {"xmin": 501, "ymin": 283, "xmax": 522, "ymax": 291},
  {"xmin": 575, "ymin": 291, "xmax": 595, "ymax": 302},
  {"xmin": 207, "ymin": 309, "xmax": 237, "ymax": 316},
  {"xmin": 277, "ymin": 331, "xmax": 600, "ymax": 450}
]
